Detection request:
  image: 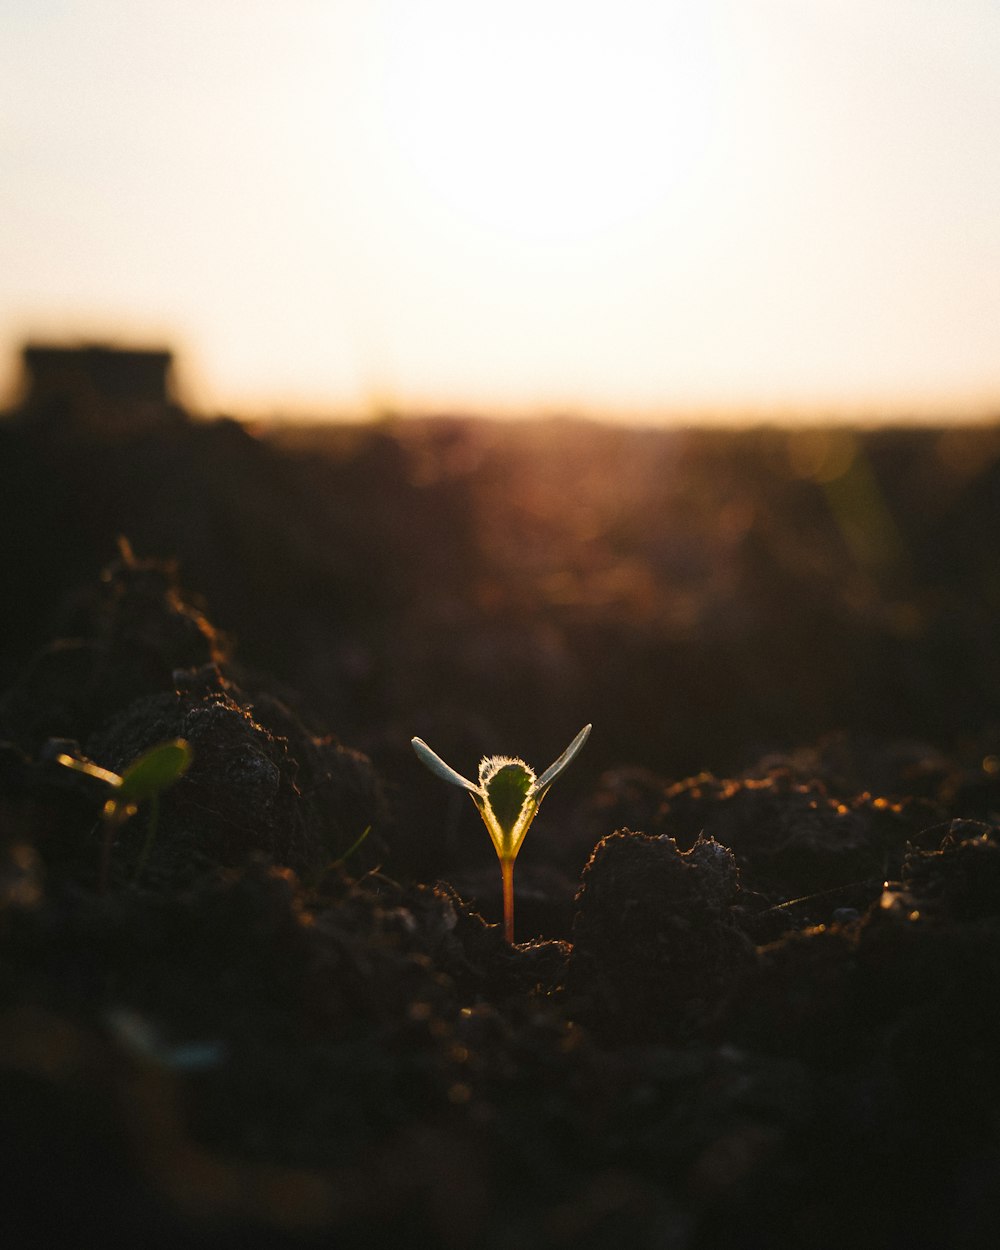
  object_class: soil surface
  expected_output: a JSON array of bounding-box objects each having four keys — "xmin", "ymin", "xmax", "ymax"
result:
[{"xmin": 2, "ymin": 410, "xmax": 1000, "ymax": 1247}]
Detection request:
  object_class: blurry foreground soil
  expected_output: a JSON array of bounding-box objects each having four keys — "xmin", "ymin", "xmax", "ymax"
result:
[{"xmin": 2, "ymin": 407, "xmax": 1000, "ymax": 1247}]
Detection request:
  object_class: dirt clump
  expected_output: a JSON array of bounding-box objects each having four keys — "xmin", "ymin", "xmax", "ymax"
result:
[{"xmin": 569, "ymin": 831, "xmax": 755, "ymax": 1043}]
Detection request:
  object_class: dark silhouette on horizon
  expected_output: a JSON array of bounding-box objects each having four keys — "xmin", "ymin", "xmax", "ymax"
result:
[{"xmin": 16, "ymin": 341, "xmax": 184, "ymax": 433}]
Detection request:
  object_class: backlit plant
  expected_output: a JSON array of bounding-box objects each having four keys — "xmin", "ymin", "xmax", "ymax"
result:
[
  {"xmin": 411, "ymin": 724, "xmax": 591, "ymax": 943},
  {"xmin": 56, "ymin": 739, "xmax": 193, "ymax": 893}
]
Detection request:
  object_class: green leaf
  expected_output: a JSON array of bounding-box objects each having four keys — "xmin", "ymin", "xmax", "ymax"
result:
[
  {"xmin": 484, "ymin": 762, "xmax": 533, "ymax": 837},
  {"xmin": 332, "ymin": 824, "xmax": 373, "ymax": 866},
  {"xmin": 118, "ymin": 740, "xmax": 193, "ymax": 804}
]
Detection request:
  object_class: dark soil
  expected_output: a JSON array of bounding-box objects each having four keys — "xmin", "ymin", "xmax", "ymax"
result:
[{"xmin": 2, "ymin": 408, "xmax": 1000, "ymax": 1247}]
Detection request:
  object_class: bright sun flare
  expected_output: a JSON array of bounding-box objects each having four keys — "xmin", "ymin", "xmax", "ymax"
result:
[
  {"xmin": 5, "ymin": 0, "xmax": 999, "ymax": 417},
  {"xmin": 374, "ymin": 1, "xmax": 717, "ymax": 245}
]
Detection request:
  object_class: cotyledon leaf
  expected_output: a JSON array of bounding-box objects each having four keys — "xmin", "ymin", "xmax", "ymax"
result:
[
  {"xmin": 411, "ymin": 737, "xmax": 479, "ymax": 792},
  {"xmin": 117, "ymin": 740, "xmax": 193, "ymax": 804},
  {"xmin": 533, "ymin": 724, "xmax": 592, "ymax": 795}
]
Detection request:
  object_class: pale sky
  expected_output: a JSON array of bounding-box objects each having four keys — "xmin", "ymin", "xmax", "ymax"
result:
[{"xmin": 2, "ymin": 0, "xmax": 999, "ymax": 420}]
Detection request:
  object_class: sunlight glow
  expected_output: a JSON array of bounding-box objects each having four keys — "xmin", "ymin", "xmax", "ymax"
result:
[
  {"xmin": 375, "ymin": 1, "xmax": 716, "ymax": 244},
  {"xmin": 1, "ymin": 0, "xmax": 999, "ymax": 419}
]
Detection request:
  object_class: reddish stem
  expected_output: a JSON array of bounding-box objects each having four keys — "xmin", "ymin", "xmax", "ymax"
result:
[{"xmin": 501, "ymin": 857, "xmax": 515, "ymax": 944}]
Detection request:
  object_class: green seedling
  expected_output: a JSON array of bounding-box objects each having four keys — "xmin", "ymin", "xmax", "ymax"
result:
[
  {"xmin": 56, "ymin": 739, "xmax": 193, "ymax": 893},
  {"xmin": 411, "ymin": 724, "xmax": 591, "ymax": 943},
  {"xmin": 333, "ymin": 823, "xmax": 373, "ymax": 867},
  {"xmin": 305, "ymin": 824, "xmax": 375, "ymax": 890}
]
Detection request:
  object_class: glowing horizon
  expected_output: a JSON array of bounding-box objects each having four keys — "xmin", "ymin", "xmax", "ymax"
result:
[{"xmin": 2, "ymin": 0, "xmax": 999, "ymax": 422}]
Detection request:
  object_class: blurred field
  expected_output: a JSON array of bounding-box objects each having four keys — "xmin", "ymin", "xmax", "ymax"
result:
[{"xmin": 3, "ymin": 408, "xmax": 1000, "ymax": 780}]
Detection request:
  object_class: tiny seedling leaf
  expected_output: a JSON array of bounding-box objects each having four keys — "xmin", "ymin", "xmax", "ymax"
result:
[
  {"xmin": 118, "ymin": 740, "xmax": 193, "ymax": 804},
  {"xmin": 55, "ymin": 754, "xmax": 124, "ymax": 789},
  {"xmin": 484, "ymin": 763, "xmax": 533, "ymax": 837},
  {"xmin": 333, "ymin": 824, "xmax": 373, "ymax": 866},
  {"xmin": 411, "ymin": 737, "xmax": 478, "ymax": 791},
  {"xmin": 533, "ymin": 724, "xmax": 592, "ymax": 795}
]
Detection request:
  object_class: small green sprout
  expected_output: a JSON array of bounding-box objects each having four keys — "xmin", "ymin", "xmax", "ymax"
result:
[
  {"xmin": 332, "ymin": 823, "xmax": 373, "ymax": 868},
  {"xmin": 56, "ymin": 739, "xmax": 193, "ymax": 893},
  {"xmin": 411, "ymin": 724, "xmax": 591, "ymax": 943}
]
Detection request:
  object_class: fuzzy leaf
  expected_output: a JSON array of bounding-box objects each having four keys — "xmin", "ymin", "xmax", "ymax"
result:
[{"xmin": 484, "ymin": 762, "xmax": 533, "ymax": 836}]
